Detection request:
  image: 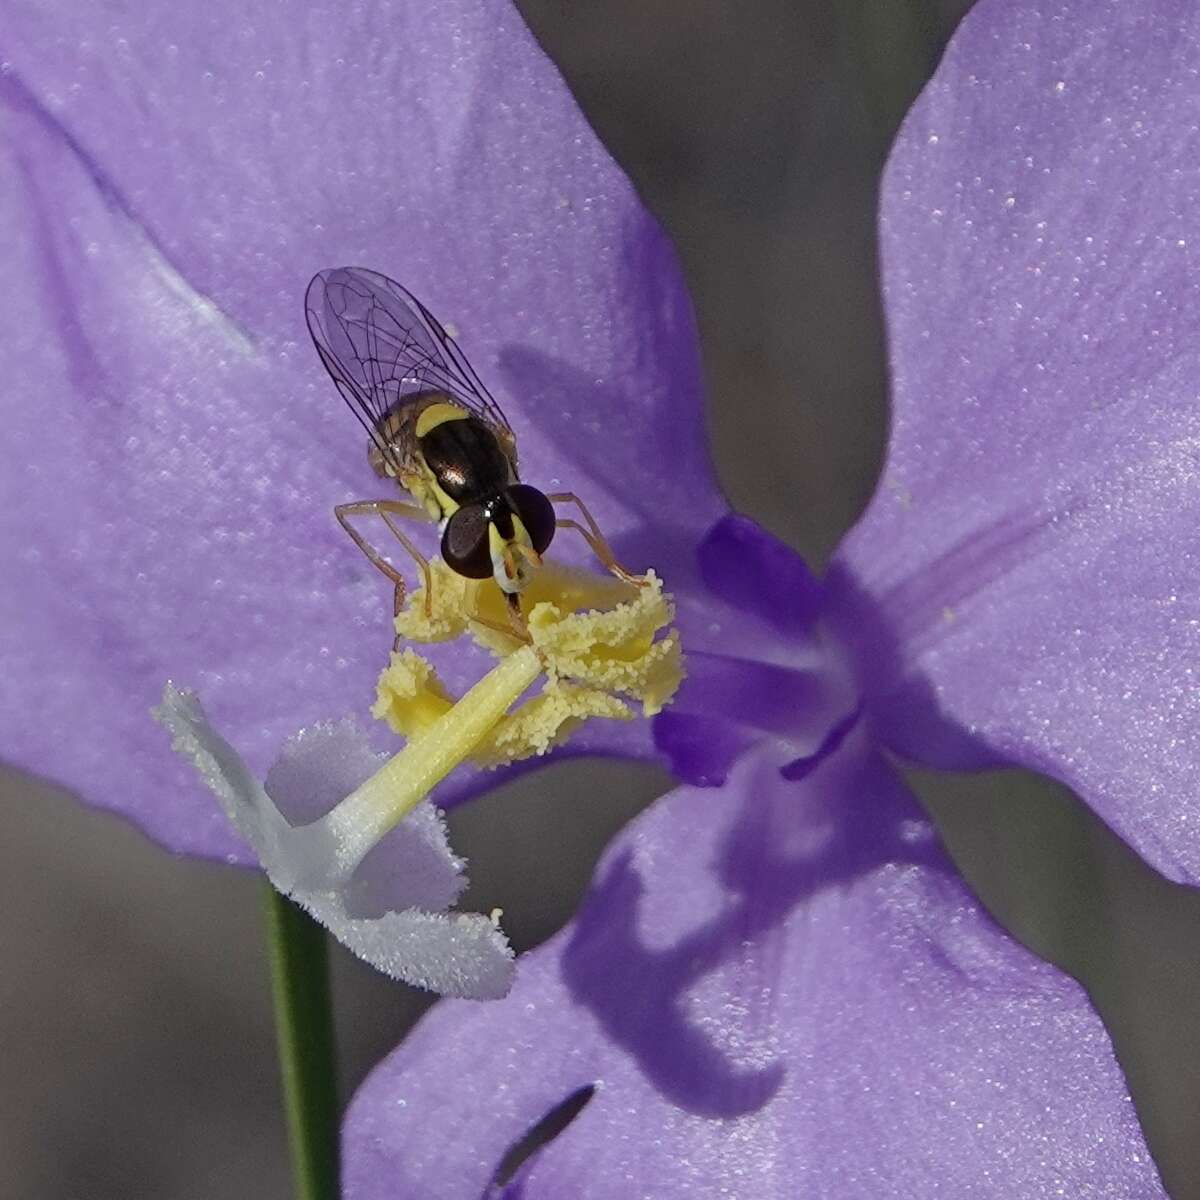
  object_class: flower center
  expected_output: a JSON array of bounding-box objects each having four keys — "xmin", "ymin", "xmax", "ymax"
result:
[
  {"xmin": 304, "ymin": 559, "xmax": 682, "ymax": 881},
  {"xmin": 652, "ymin": 513, "xmax": 860, "ymax": 787}
]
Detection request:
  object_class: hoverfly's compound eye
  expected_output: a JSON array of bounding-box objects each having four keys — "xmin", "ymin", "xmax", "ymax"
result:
[
  {"xmin": 440, "ymin": 504, "xmax": 494, "ymax": 579},
  {"xmin": 506, "ymin": 485, "xmax": 556, "ymax": 554}
]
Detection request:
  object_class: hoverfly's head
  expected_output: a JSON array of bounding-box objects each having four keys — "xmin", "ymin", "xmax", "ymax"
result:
[{"xmin": 440, "ymin": 485, "xmax": 556, "ymax": 594}]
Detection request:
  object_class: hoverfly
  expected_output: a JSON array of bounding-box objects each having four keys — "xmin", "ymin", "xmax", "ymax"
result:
[{"xmin": 305, "ymin": 267, "xmax": 636, "ymax": 632}]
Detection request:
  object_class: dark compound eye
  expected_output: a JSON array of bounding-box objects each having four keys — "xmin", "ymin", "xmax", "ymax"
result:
[
  {"xmin": 440, "ymin": 504, "xmax": 494, "ymax": 579},
  {"xmin": 506, "ymin": 485, "xmax": 556, "ymax": 554}
]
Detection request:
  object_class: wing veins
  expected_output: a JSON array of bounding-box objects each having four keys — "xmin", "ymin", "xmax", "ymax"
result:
[{"xmin": 305, "ymin": 267, "xmax": 515, "ymax": 475}]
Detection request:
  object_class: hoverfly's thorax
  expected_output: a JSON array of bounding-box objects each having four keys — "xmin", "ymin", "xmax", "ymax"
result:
[{"xmin": 419, "ymin": 411, "xmax": 515, "ymax": 505}]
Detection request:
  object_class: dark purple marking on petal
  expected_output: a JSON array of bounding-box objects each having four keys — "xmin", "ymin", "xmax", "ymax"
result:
[
  {"xmin": 653, "ymin": 512, "xmax": 862, "ymax": 789},
  {"xmin": 670, "ymin": 651, "xmax": 839, "ymax": 738},
  {"xmin": 778, "ymin": 703, "xmax": 861, "ymax": 781},
  {"xmin": 652, "ymin": 711, "xmax": 755, "ymax": 788},
  {"xmin": 489, "ymin": 1085, "xmax": 596, "ymax": 1198},
  {"xmin": 697, "ymin": 512, "xmax": 822, "ymax": 637}
]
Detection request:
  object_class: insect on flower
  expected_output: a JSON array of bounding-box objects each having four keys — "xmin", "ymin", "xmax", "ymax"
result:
[
  {"xmin": 150, "ymin": 269, "xmax": 684, "ymax": 1000},
  {"xmin": 305, "ymin": 267, "xmax": 640, "ymax": 635},
  {"xmin": 143, "ymin": 269, "xmax": 683, "ymax": 997}
]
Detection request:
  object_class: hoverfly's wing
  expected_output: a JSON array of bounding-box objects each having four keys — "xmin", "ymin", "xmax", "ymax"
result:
[{"xmin": 305, "ymin": 267, "xmax": 514, "ymax": 474}]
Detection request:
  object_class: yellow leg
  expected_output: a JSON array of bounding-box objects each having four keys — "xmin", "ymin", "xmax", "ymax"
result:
[
  {"xmin": 546, "ymin": 491, "xmax": 643, "ymax": 585},
  {"xmin": 463, "ymin": 591, "xmax": 531, "ymax": 646},
  {"xmin": 334, "ymin": 500, "xmax": 435, "ymax": 635}
]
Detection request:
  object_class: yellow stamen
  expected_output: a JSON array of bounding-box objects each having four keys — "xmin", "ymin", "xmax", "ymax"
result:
[
  {"xmin": 380, "ymin": 558, "xmax": 683, "ymax": 767},
  {"xmin": 303, "ymin": 557, "xmax": 685, "ymax": 877},
  {"xmin": 370, "ymin": 650, "xmax": 454, "ymax": 736}
]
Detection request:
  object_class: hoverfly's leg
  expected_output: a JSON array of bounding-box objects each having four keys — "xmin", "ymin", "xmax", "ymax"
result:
[
  {"xmin": 463, "ymin": 593, "xmax": 531, "ymax": 646},
  {"xmin": 376, "ymin": 509, "xmax": 436, "ymax": 619},
  {"xmin": 334, "ymin": 501, "xmax": 435, "ymax": 640},
  {"xmin": 547, "ymin": 491, "xmax": 644, "ymax": 586},
  {"xmin": 505, "ymin": 591, "xmax": 529, "ymax": 640}
]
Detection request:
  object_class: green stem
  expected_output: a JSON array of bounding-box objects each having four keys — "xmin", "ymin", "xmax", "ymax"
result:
[{"xmin": 263, "ymin": 883, "xmax": 340, "ymax": 1200}]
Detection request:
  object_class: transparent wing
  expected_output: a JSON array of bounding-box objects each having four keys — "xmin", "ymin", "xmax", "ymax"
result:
[{"xmin": 305, "ymin": 267, "xmax": 513, "ymax": 471}]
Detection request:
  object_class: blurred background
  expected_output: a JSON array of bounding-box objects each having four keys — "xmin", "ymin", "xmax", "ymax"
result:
[{"xmin": 5, "ymin": 1, "xmax": 1200, "ymax": 1196}]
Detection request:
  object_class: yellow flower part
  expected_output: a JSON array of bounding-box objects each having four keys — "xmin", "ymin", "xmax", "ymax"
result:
[
  {"xmin": 326, "ymin": 559, "xmax": 683, "ymax": 867},
  {"xmin": 376, "ymin": 559, "xmax": 683, "ymax": 764},
  {"xmin": 371, "ymin": 650, "xmax": 455, "ymax": 737}
]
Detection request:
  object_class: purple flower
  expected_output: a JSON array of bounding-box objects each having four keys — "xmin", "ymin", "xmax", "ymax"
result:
[
  {"xmin": 1, "ymin": 0, "xmax": 1190, "ymax": 1193},
  {"xmin": 342, "ymin": 0, "xmax": 1194, "ymax": 1192}
]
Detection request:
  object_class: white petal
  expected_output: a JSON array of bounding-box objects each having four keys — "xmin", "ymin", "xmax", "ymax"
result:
[
  {"xmin": 265, "ymin": 720, "xmax": 467, "ymax": 915},
  {"xmin": 305, "ymin": 895, "xmax": 514, "ymax": 1000},
  {"xmin": 153, "ymin": 683, "xmax": 514, "ymax": 999}
]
